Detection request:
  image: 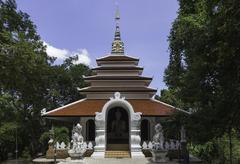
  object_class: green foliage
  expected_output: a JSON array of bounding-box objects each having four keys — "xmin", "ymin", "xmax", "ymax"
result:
[
  {"xmin": 0, "ymin": 122, "xmax": 17, "ymax": 144},
  {"xmin": 165, "ymin": 0, "xmax": 240, "ymax": 130},
  {"xmin": 163, "ymin": 0, "xmax": 240, "ymax": 162},
  {"xmin": 20, "ymin": 147, "xmax": 31, "ymax": 160},
  {"xmin": 40, "ymin": 127, "xmax": 70, "ymax": 145},
  {"xmin": 0, "ymin": 0, "xmax": 52, "ymax": 158},
  {"xmin": 157, "ymin": 88, "xmax": 187, "ymax": 110},
  {"xmin": 46, "ymin": 58, "xmax": 91, "ymax": 109},
  {"xmin": 0, "ymin": 0, "xmax": 91, "ymax": 160},
  {"xmin": 0, "ymin": 121, "xmax": 18, "ymax": 160},
  {"xmin": 189, "ymin": 130, "xmax": 240, "ymax": 163}
]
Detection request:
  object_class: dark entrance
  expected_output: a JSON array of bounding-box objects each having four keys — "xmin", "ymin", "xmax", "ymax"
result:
[
  {"xmin": 141, "ymin": 119, "xmax": 150, "ymax": 142},
  {"xmin": 107, "ymin": 107, "xmax": 129, "ymax": 150},
  {"xmin": 86, "ymin": 119, "xmax": 95, "ymax": 141}
]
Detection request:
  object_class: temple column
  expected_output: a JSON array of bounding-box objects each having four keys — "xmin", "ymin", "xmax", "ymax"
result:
[
  {"xmin": 130, "ymin": 112, "xmax": 145, "ymax": 158},
  {"xmin": 92, "ymin": 112, "xmax": 105, "ymax": 158}
]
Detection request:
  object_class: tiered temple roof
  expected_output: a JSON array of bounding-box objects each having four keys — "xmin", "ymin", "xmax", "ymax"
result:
[{"xmin": 78, "ymin": 51, "xmax": 156, "ymax": 98}]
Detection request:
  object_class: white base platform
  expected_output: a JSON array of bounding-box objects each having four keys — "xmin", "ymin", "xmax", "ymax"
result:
[
  {"xmin": 91, "ymin": 151, "xmax": 105, "ymax": 158},
  {"xmin": 58, "ymin": 157, "xmax": 85, "ymax": 164},
  {"xmin": 131, "ymin": 151, "xmax": 145, "ymax": 158},
  {"xmin": 91, "ymin": 151, "xmax": 145, "ymax": 158}
]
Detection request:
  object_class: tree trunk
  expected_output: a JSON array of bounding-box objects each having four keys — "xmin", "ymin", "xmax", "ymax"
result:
[{"xmin": 228, "ymin": 128, "xmax": 233, "ymax": 164}]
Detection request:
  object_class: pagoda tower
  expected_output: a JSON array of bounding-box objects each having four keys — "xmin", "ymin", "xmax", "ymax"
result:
[{"xmin": 79, "ymin": 6, "xmax": 156, "ymax": 100}]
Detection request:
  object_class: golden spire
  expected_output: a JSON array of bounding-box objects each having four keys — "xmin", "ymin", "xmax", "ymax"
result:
[{"xmin": 111, "ymin": 4, "xmax": 124, "ymax": 55}]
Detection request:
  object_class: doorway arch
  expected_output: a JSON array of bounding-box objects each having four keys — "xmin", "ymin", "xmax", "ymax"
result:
[{"xmin": 92, "ymin": 92, "xmax": 144, "ymax": 158}]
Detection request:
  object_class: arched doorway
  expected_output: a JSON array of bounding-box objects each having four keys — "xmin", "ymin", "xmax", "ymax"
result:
[
  {"xmin": 106, "ymin": 107, "xmax": 129, "ymax": 150},
  {"xmin": 92, "ymin": 92, "xmax": 144, "ymax": 158},
  {"xmin": 141, "ymin": 119, "xmax": 150, "ymax": 142},
  {"xmin": 86, "ymin": 119, "xmax": 95, "ymax": 141}
]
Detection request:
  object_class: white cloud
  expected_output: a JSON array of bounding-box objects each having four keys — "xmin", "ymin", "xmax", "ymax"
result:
[
  {"xmin": 43, "ymin": 42, "xmax": 91, "ymax": 66},
  {"xmin": 72, "ymin": 49, "xmax": 91, "ymax": 66},
  {"xmin": 43, "ymin": 42, "xmax": 68, "ymax": 59}
]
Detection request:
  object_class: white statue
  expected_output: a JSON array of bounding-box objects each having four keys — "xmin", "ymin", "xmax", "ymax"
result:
[
  {"xmin": 142, "ymin": 141, "xmax": 148, "ymax": 149},
  {"xmin": 176, "ymin": 140, "xmax": 180, "ymax": 149},
  {"xmin": 56, "ymin": 142, "xmax": 60, "ymax": 149},
  {"xmin": 41, "ymin": 108, "xmax": 46, "ymax": 115},
  {"xmin": 67, "ymin": 143, "xmax": 71, "ymax": 149},
  {"xmin": 72, "ymin": 124, "xmax": 83, "ymax": 149},
  {"xmin": 68, "ymin": 123, "xmax": 86, "ymax": 159},
  {"xmin": 148, "ymin": 141, "xmax": 153, "ymax": 149},
  {"xmin": 180, "ymin": 126, "xmax": 186, "ymax": 142},
  {"xmin": 152, "ymin": 123, "xmax": 164, "ymax": 150},
  {"xmin": 170, "ymin": 139, "xmax": 176, "ymax": 150},
  {"xmin": 48, "ymin": 138, "xmax": 54, "ymax": 145},
  {"xmin": 165, "ymin": 141, "xmax": 170, "ymax": 150},
  {"xmin": 83, "ymin": 142, "xmax": 87, "ymax": 149},
  {"xmin": 60, "ymin": 142, "xmax": 66, "ymax": 149},
  {"xmin": 150, "ymin": 123, "xmax": 168, "ymax": 162},
  {"xmin": 88, "ymin": 142, "xmax": 93, "ymax": 149}
]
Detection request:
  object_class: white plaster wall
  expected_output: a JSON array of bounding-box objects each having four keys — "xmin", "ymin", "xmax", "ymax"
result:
[
  {"xmin": 95, "ymin": 70, "xmax": 141, "ymax": 76},
  {"xmin": 90, "ymin": 81, "xmax": 147, "ymax": 87},
  {"xmin": 86, "ymin": 92, "xmax": 152, "ymax": 99},
  {"xmin": 98, "ymin": 61, "xmax": 138, "ymax": 66}
]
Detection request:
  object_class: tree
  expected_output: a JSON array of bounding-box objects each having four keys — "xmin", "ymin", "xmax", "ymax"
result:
[
  {"xmin": 46, "ymin": 56, "xmax": 91, "ymax": 110},
  {"xmin": 0, "ymin": 0, "xmax": 91, "ymax": 160},
  {"xmin": 0, "ymin": 0, "xmax": 53, "ymax": 158},
  {"xmin": 163, "ymin": 0, "xmax": 240, "ymax": 163},
  {"xmin": 0, "ymin": 93, "xmax": 18, "ymax": 160}
]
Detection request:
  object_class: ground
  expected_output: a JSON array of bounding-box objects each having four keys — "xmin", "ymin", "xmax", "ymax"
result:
[
  {"xmin": 82, "ymin": 158, "xmax": 178, "ymax": 164},
  {"xmin": 3, "ymin": 156, "xmax": 202, "ymax": 164}
]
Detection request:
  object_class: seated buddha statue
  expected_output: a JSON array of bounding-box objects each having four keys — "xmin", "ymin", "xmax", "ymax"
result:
[{"xmin": 111, "ymin": 109, "xmax": 126, "ymax": 138}]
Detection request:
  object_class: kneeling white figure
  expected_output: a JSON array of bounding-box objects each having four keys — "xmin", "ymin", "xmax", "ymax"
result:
[{"xmin": 68, "ymin": 123, "xmax": 86, "ymax": 160}]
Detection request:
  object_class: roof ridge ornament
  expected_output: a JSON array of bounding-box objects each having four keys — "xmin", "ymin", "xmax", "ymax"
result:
[
  {"xmin": 111, "ymin": 4, "xmax": 125, "ymax": 55},
  {"xmin": 110, "ymin": 92, "xmax": 125, "ymax": 100}
]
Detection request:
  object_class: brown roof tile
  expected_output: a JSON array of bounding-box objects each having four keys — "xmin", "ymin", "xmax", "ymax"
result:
[{"xmin": 43, "ymin": 99, "xmax": 176, "ymax": 117}]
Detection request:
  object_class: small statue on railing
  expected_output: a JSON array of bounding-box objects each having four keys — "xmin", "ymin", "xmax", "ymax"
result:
[
  {"xmin": 68, "ymin": 123, "xmax": 86, "ymax": 159},
  {"xmin": 152, "ymin": 123, "xmax": 165, "ymax": 150},
  {"xmin": 150, "ymin": 123, "xmax": 168, "ymax": 163}
]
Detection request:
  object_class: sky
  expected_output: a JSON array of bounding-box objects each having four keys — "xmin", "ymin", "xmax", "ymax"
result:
[{"xmin": 16, "ymin": 0, "xmax": 179, "ymax": 93}]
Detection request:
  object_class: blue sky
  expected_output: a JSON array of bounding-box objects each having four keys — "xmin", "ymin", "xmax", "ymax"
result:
[{"xmin": 16, "ymin": 0, "xmax": 179, "ymax": 93}]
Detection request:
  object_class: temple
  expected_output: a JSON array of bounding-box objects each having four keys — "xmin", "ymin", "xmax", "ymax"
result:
[{"xmin": 42, "ymin": 6, "xmax": 181, "ymax": 158}]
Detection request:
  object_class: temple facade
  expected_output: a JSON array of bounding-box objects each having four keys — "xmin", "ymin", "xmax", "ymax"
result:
[{"xmin": 42, "ymin": 7, "xmax": 179, "ymax": 158}]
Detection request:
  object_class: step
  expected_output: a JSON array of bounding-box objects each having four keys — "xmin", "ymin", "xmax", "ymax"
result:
[
  {"xmin": 105, "ymin": 151, "xmax": 131, "ymax": 158},
  {"xmin": 107, "ymin": 144, "xmax": 129, "ymax": 150}
]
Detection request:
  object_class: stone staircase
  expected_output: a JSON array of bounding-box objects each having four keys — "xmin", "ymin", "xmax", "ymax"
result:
[
  {"xmin": 105, "ymin": 144, "xmax": 130, "ymax": 158},
  {"xmin": 107, "ymin": 144, "xmax": 129, "ymax": 150},
  {"xmin": 105, "ymin": 150, "xmax": 130, "ymax": 158}
]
